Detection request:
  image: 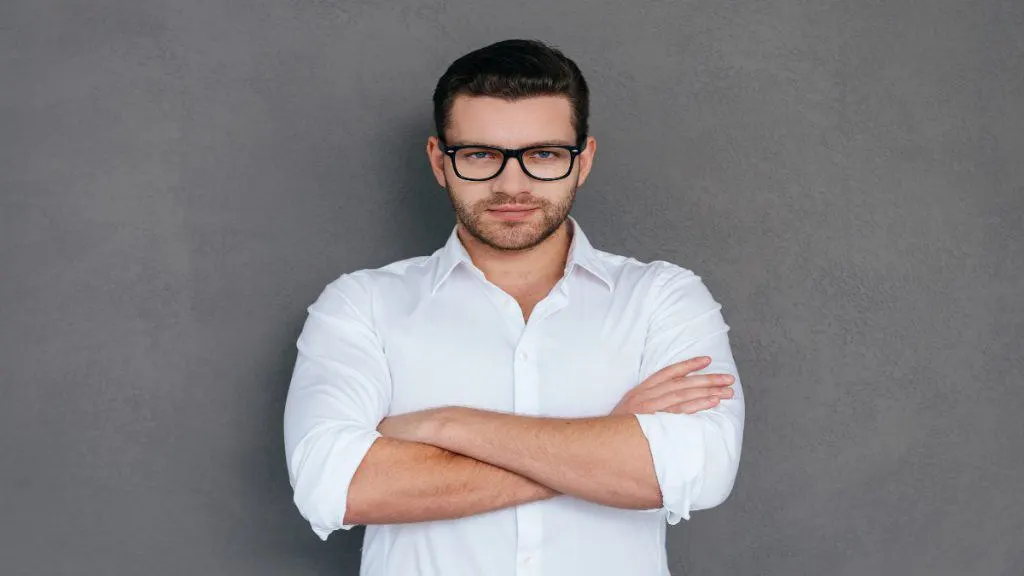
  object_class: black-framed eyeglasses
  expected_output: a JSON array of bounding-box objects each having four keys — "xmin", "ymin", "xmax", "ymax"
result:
[{"xmin": 439, "ymin": 139, "xmax": 582, "ymax": 181}]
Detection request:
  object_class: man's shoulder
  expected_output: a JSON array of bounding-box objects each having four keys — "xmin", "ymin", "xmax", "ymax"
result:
[
  {"xmin": 313, "ymin": 253, "xmax": 437, "ymax": 311},
  {"xmin": 347, "ymin": 254, "xmax": 435, "ymax": 284},
  {"xmin": 592, "ymin": 246, "xmax": 701, "ymax": 289}
]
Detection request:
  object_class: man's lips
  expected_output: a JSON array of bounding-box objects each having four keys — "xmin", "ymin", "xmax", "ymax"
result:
[
  {"xmin": 488, "ymin": 205, "xmax": 539, "ymax": 212},
  {"xmin": 486, "ymin": 205, "xmax": 539, "ymax": 221}
]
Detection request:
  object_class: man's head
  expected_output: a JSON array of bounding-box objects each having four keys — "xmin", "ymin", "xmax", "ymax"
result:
[{"xmin": 426, "ymin": 39, "xmax": 597, "ymax": 252}]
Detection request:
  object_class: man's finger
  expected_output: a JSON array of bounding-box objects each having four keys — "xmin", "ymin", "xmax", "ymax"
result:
[
  {"xmin": 637, "ymin": 383, "xmax": 733, "ymax": 412},
  {"xmin": 648, "ymin": 384, "xmax": 734, "ymax": 409},
  {"xmin": 664, "ymin": 395, "xmax": 722, "ymax": 414},
  {"xmin": 646, "ymin": 355, "xmax": 711, "ymax": 386},
  {"xmin": 633, "ymin": 373, "xmax": 733, "ymax": 401}
]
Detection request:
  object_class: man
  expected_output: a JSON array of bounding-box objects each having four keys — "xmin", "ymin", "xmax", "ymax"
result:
[{"xmin": 283, "ymin": 39, "xmax": 745, "ymax": 576}]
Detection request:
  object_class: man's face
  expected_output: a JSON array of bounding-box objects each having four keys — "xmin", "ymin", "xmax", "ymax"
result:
[{"xmin": 427, "ymin": 95, "xmax": 597, "ymax": 252}]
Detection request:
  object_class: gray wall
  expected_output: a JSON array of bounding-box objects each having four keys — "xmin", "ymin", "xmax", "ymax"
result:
[{"xmin": 1, "ymin": 1, "xmax": 1021, "ymax": 574}]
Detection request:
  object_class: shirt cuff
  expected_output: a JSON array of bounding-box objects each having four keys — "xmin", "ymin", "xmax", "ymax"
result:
[
  {"xmin": 634, "ymin": 412, "xmax": 706, "ymax": 525},
  {"xmin": 293, "ymin": 429, "xmax": 383, "ymax": 541}
]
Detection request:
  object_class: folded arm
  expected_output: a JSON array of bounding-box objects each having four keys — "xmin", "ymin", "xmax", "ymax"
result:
[
  {"xmin": 343, "ymin": 437, "xmax": 557, "ymax": 526},
  {"xmin": 380, "ymin": 265, "xmax": 746, "ymax": 523},
  {"xmin": 388, "ymin": 407, "xmax": 663, "ymax": 509}
]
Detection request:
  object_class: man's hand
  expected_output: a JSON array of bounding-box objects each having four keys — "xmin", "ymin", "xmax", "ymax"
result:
[{"xmin": 611, "ymin": 355, "xmax": 734, "ymax": 416}]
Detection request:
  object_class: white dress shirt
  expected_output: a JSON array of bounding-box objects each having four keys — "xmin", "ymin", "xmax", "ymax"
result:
[{"xmin": 283, "ymin": 216, "xmax": 745, "ymax": 576}]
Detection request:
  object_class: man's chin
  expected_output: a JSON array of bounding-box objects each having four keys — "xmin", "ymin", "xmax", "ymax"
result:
[
  {"xmin": 484, "ymin": 233, "xmax": 544, "ymax": 251},
  {"xmin": 474, "ymin": 224, "xmax": 547, "ymax": 251}
]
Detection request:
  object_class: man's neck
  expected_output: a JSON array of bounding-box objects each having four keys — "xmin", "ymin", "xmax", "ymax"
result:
[{"xmin": 457, "ymin": 220, "xmax": 573, "ymax": 294}]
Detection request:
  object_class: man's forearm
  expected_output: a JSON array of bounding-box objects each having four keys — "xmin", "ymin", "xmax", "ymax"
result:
[
  {"xmin": 423, "ymin": 408, "xmax": 662, "ymax": 510},
  {"xmin": 344, "ymin": 436, "xmax": 558, "ymax": 526}
]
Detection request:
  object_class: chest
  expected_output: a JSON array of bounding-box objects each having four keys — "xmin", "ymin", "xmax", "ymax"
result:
[{"xmin": 381, "ymin": 285, "xmax": 648, "ymax": 419}]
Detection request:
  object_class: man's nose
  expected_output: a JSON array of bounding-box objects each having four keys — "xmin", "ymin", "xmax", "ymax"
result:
[{"xmin": 493, "ymin": 155, "xmax": 533, "ymax": 190}]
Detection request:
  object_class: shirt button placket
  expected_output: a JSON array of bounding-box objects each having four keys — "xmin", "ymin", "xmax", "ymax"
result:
[
  {"xmin": 517, "ymin": 549, "xmax": 539, "ymax": 575},
  {"xmin": 514, "ymin": 329, "xmax": 542, "ymax": 576}
]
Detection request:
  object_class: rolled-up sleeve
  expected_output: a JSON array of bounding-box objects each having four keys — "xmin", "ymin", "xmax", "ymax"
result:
[
  {"xmin": 633, "ymin": 264, "xmax": 746, "ymax": 525},
  {"xmin": 283, "ymin": 274, "xmax": 391, "ymax": 540}
]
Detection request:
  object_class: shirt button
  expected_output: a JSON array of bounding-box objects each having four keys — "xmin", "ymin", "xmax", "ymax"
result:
[{"xmin": 518, "ymin": 350, "xmax": 528, "ymax": 361}]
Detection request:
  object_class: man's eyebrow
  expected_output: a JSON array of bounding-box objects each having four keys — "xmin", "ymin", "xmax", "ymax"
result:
[{"xmin": 447, "ymin": 140, "xmax": 578, "ymax": 148}]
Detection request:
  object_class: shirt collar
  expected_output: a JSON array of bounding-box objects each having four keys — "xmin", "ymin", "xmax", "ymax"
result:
[{"xmin": 430, "ymin": 215, "xmax": 615, "ymax": 295}]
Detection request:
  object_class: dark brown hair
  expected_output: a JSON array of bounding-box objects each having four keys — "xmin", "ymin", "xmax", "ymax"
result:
[{"xmin": 432, "ymin": 39, "xmax": 590, "ymax": 144}]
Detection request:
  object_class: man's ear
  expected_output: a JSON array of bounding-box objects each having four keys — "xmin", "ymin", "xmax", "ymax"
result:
[
  {"xmin": 576, "ymin": 136, "xmax": 597, "ymax": 188},
  {"xmin": 426, "ymin": 136, "xmax": 448, "ymax": 188}
]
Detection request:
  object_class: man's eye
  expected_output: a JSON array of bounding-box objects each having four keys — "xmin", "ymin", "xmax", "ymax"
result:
[{"xmin": 528, "ymin": 149, "xmax": 563, "ymax": 160}]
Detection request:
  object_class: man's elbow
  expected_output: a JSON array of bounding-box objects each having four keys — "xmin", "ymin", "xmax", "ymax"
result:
[
  {"xmin": 289, "ymin": 445, "xmax": 359, "ymax": 536},
  {"xmin": 692, "ymin": 411, "xmax": 743, "ymax": 511},
  {"xmin": 691, "ymin": 463, "xmax": 740, "ymax": 512},
  {"xmin": 293, "ymin": 485, "xmax": 343, "ymax": 536},
  {"xmin": 286, "ymin": 428, "xmax": 382, "ymax": 536},
  {"xmin": 667, "ymin": 441, "xmax": 742, "ymax": 516}
]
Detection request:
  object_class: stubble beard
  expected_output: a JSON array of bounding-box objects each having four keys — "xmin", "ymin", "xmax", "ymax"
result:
[{"xmin": 445, "ymin": 179, "xmax": 578, "ymax": 252}]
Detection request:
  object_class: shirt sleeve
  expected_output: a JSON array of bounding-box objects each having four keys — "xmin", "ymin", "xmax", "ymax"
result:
[
  {"xmin": 633, "ymin": 264, "xmax": 746, "ymax": 525},
  {"xmin": 282, "ymin": 273, "xmax": 391, "ymax": 540}
]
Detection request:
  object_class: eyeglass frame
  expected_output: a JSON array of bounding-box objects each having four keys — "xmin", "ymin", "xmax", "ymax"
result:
[{"xmin": 438, "ymin": 138, "xmax": 584, "ymax": 182}]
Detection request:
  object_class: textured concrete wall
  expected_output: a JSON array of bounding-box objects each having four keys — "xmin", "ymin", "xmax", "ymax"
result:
[{"xmin": 1, "ymin": 1, "xmax": 1021, "ymax": 574}]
